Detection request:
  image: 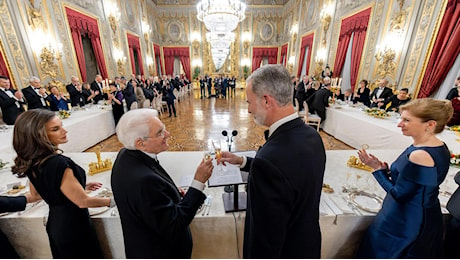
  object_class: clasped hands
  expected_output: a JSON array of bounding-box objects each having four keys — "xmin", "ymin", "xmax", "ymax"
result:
[{"xmin": 357, "ymin": 148, "xmax": 388, "ymax": 171}]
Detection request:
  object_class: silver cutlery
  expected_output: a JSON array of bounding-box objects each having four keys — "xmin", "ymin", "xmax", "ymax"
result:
[{"xmin": 206, "ymin": 196, "xmax": 213, "ymax": 215}]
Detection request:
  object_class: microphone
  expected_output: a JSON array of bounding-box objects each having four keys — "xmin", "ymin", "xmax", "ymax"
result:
[
  {"xmin": 231, "ymin": 130, "xmax": 238, "ymax": 137},
  {"xmin": 222, "ymin": 130, "xmax": 228, "ymax": 136}
]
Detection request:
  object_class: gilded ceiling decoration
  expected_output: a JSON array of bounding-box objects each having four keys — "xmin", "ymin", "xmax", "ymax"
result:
[{"xmin": 151, "ymin": 0, "xmax": 289, "ymax": 5}]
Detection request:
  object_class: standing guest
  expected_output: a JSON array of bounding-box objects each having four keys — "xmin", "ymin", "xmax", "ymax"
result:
[
  {"xmin": 46, "ymin": 85, "xmax": 70, "ymax": 111},
  {"xmin": 134, "ymin": 80, "xmax": 149, "ymax": 108},
  {"xmin": 111, "ymin": 109, "xmax": 213, "ymax": 258},
  {"xmin": 1, "ymin": 193, "xmax": 41, "ymax": 258},
  {"xmin": 370, "ymin": 78, "xmax": 393, "ymax": 108},
  {"xmin": 165, "ymin": 82, "xmax": 176, "ymax": 117},
  {"xmin": 22, "ymin": 76, "xmax": 49, "ymax": 110},
  {"xmin": 0, "ymin": 76, "xmax": 25, "ymax": 125},
  {"xmin": 291, "ymin": 75, "xmax": 298, "ymax": 107},
  {"xmin": 90, "ymin": 74, "xmax": 106, "ymax": 103},
  {"xmin": 229, "ymin": 75, "xmax": 237, "ymax": 98},
  {"xmin": 66, "ymin": 76, "xmax": 86, "ymax": 107},
  {"xmin": 309, "ymin": 77, "xmax": 332, "ymax": 123},
  {"xmin": 206, "ymin": 74, "xmax": 212, "ymax": 98},
  {"xmin": 199, "ymin": 75, "xmax": 206, "ymax": 99},
  {"xmin": 121, "ymin": 76, "xmax": 137, "ymax": 110},
  {"xmin": 295, "ymin": 75, "xmax": 308, "ymax": 111},
  {"xmin": 384, "ymin": 88, "xmax": 411, "ymax": 112},
  {"xmin": 12, "ymin": 109, "xmax": 114, "ymax": 258},
  {"xmin": 107, "ymin": 82, "xmax": 124, "ymax": 126},
  {"xmin": 353, "ymin": 79, "xmax": 371, "ymax": 106},
  {"xmin": 446, "ymin": 76, "xmax": 460, "ymax": 100},
  {"xmin": 357, "ymin": 98, "xmax": 453, "ymax": 258},
  {"xmin": 218, "ymin": 64, "xmax": 326, "ymax": 258}
]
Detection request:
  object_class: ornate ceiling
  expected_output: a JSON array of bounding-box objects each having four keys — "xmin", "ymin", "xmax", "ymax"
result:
[{"xmin": 151, "ymin": 0, "xmax": 289, "ymax": 6}]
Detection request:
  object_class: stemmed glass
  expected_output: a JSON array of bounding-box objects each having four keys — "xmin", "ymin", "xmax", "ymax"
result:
[{"xmin": 212, "ymin": 140, "xmax": 226, "ymax": 173}]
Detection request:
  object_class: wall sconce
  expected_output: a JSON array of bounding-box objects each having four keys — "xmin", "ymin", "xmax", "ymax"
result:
[
  {"xmin": 105, "ymin": 0, "xmax": 121, "ymax": 34},
  {"xmin": 146, "ymin": 56, "xmax": 154, "ymax": 74},
  {"xmin": 39, "ymin": 43, "xmax": 62, "ymax": 79},
  {"xmin": 375, "ymin": 44, "xmax": 396, "ymax": 78},
  {"xmin": 290, "ymin": 23, "xmax": 298, "ymax": 36},
  {"xmin": 320, "ymin": 4, "xmax": 334, "ymax": 46},
  {"xmin": 142, "ymin": 21, "xmax": 151, "ymax": 43},
  {"xmin": 113, "ymin": 47, "xmax": 126, "ymax": 75},
  {"xmin": 192, "ymin": 59, "xmax": 202, "ymax": 68}
]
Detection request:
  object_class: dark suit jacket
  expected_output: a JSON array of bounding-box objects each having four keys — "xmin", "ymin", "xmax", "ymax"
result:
[
  {"xmin": 296, "ymin": 81, "xmax": 307, "ymax": 102},
  {"xmin": 111, "ymin": 149, "xmax": 206, "ymax": 258},
  {"xmin": 241, "ymin": 118, "xmax": 326, "ymax": 258},
  {"xmin": 1, "ymin": 196, "xmax": 26, "ymax": 258},
  {"xmin": 370, "ymin": 87, "xmax": 393, "ymax": 106},
  {"xmin": 66, "ymin": 83, "xmax": 86, "ymax": 107},
  {"xmin": 22, "ymin": 86, "xmax": 49, "ymax": 110},
  {"xmin": 123, "ymin": 82, "xmax": 137, "ymax": 110},
  {"xmin": 90, "ymin": 81, "xmax": 105, "ymax": 103},
  {"xmin": 0, "ymin": 89, "xmax": 24, "ymax": 125},
  {"xmin": 310, "ymin": 87, "xmax": 331, "ymax": 112},
  {"xmin": 446, "ymin": 87, "xmax": 459, "ymax": 100}
]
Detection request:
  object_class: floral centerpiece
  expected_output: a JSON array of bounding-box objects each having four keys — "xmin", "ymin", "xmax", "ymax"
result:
[
  {"xmin": 364, "ymin": 108, "xmax": 390, "ymax": 119},
  {"xmin": 451, "ymin": 153, "xmax": 460, "ymax": 167},
  {"xmin": 58, "ymin": 110, "xmax": 71, "ymax": 119},
  {"xmin": 449, "ymin": 125, "xmax": 460, "ymax": 132}
]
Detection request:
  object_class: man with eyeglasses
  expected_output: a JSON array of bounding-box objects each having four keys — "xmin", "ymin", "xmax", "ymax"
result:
[{"xmin": 111, "ymin": 108, "xmax": 213, "ymax": 258}]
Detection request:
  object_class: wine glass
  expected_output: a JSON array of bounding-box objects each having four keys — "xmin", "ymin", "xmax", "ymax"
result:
[{"xmin": 212, "ymin": 140, "xmax": 226, "ymax": 173}]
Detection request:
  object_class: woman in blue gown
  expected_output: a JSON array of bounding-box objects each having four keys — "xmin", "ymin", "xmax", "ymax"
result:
[{"xmin": 356, "ymin": 98, "xmax": 453, "ymax": 258}]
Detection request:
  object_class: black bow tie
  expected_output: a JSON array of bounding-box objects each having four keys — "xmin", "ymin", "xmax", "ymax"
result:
[{"xmin": 264, "ymin": 130, "xmax": 269, "ymax": 141}]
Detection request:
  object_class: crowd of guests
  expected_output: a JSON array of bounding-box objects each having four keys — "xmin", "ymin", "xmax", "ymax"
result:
[
  {"xmin": 198, "ymin": 74, "xmax": 237, "ymax": 99},
  {"xmin": 1, "ymin": 66, "xmax": 460, "ymax": 259},
  {"xmin": 0, "ymin": 73, "xmax": 191, "ymax": 126},
  {"xmin": 292, "ymin": 74, "xmax": 412, "ymax": 124}
]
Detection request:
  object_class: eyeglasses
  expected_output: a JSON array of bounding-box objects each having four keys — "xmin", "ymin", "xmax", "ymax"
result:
[{"xmin": 143, "ymin": 128, "xmax": 167, "ymax": 139}]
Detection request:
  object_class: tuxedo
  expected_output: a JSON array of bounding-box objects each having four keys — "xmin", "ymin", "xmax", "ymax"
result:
[
  {"xmin": 242, "ymin": 118, "xmax": 325, "ymax": 258},
  {"xmin": 111, "ymin": 149, "xmax": 205, "ymax": 258},
  {"xmin": 295, "ymin": 81, "xmax": 307, "ymax": 110},
  {"xmin": 370, "ymin": 86, "xmax": 393, "ymax": 107},
  {"xmin": 66, "ymin": 83, "xmax": 86, "ymax": 107},
  {"xmin": 0, "ymin": 88, "xmax": 24, "ymax": 125},
  {"xmin": 122, "ymin": 81, "xmax": 137, "ymax": 110},
  {"xmin": 1, "ymin": 196, "xmax": 27, "ymax": 258},
  {"xmin": 90, "ymin": 80, "xmax": 105, "ymax": 103},
  {"xmin": 22, "ymin": 85, "xmax": 49, "ymax": 110},
  {"xmin": 446, "ymin": 87, "xmax": 459, "ymax": 100},
  {"xmin": 309, "ymin": 87, "xmax": 332, "ymax": 121}
]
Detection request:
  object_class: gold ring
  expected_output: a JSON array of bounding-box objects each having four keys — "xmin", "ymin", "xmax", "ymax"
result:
[{"xmin": 361, "ymin": 144, "xmax": 369, "ymax": 150}]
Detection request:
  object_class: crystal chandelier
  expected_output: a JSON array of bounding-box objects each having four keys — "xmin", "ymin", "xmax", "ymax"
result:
[
  {"xmin": 197, "ymin": 0, "xmax": 246, "ymax": 70},
  {"xmin": 197, "ymin": 0, "xmax": 246, "ymax": 33}
]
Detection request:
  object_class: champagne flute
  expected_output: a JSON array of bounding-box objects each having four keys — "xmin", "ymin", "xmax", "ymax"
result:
[{"xmin": 212, "ymin": 140, "xmax": 225, "ymax": 173}]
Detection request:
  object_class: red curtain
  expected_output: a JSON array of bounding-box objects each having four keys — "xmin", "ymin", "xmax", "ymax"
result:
[
  {"xmin": 251, "ymin": 47, "xmax": 278, "ymax": 72},
  {"xmin": 0, "ymin": 49, "xmax": 10, "ymax": 79},
  {"xmin": 297, "ymin": 33, "xmax": 314, "ymax": 77},
  {"xmin": 154, "ymin": 44, "xmax": 163, "ymax": 76},
  {"xmin": 280, "ymin": 44, "xmax": 288, "ymax": 66},
  {"xmin": 333, "ymin": 7, "xmax": 371, "ymax": 91},
  {"xmin": 162, "ymin": 47, "xmax": 191, "ymax": 80},
  {"xmin": 65, "ymin": 7, "xmax": 108, "ymax": 82},
  {"xmin": 418, "ymin": 0, "xmax": 460, "ymax": 98},
  {"xmin": 127, "ymin": 34, "xmax": 144, "ymax": 76}
]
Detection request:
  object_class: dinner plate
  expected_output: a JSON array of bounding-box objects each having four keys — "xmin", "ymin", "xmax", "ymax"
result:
[
  {"xmin": 348, "ymin": 191, "xmax": 383, "ymax": 213},
  {"xmin": 88, "ymin": 207, "xmax": 110, "ymax": 216}
]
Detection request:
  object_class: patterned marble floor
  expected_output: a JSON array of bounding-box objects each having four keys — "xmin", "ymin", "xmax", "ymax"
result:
[{"xmin": 85, "ymin": 88, "xmax": 353, "ymax": 153}]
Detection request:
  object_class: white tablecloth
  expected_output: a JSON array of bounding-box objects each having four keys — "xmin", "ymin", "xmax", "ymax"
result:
[
  {"xmin": 0, "ymin": 150, "xmax": 458, "ymax": 258},
  {"xmin": 0, "ymin": 106, "xmax": 115, "ymax": 154},
  {"xmin": 323, "ymin": 105, "xmax": 460, "ymax": 153}
]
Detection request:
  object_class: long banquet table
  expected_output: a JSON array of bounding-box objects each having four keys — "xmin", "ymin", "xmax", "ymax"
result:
[
  {"xmin": 0, "ymin": 150, "xmax": 458, "ymax": 258},
  {"xmin": 0, "ymin": 106, "xmax": 115, "ymax": 154},
  {"xmin": 323, "ymin": 104, "xmax": 460, "ymax": 153}
]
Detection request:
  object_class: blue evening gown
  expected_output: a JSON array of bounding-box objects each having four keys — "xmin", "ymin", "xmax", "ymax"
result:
[{"xmin": 357, "ymin": 144, "xmax": 450, "ymax": 258}]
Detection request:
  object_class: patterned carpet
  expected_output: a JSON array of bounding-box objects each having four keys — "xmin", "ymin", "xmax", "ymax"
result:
[{"xmin": 85, "ymin": 88, "xmax": 352, "ymax": 153}]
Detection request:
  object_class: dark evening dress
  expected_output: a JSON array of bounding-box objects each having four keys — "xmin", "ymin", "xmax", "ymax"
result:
[
  {"xmin": 357, "ymin": 144, "xmax": 450, "ymax": 258},
  {"xmin": 26, "ymin": 154, "xmax": 103, "ymax": 258}
]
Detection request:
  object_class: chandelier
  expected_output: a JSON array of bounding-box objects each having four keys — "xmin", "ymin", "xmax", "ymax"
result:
[
  {"xmin": 197, "ymin": 0, "xmax": 246, "ymax": 70},
  {"xmin": 197, "ymin": 0, "xmax": 246, "ymax": 33}
]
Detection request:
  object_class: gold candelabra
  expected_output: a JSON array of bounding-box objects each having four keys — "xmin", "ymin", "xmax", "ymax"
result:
[{"xmin": 88, "ymin": 146, "xmax": 112, "ymax": 175}]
